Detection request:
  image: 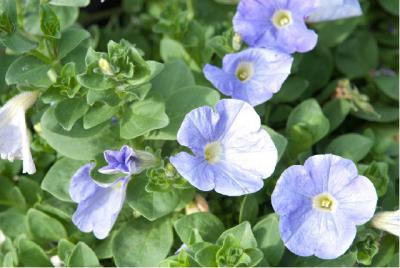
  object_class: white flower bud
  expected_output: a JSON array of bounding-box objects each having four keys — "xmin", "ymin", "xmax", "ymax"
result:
[
  {"xmin": 371, "ymin": 210, "xmax": 400, "ymax": 237},
  {"xmin": 50, "ymin": 255, "xmax": 64, "ymax": 267}
]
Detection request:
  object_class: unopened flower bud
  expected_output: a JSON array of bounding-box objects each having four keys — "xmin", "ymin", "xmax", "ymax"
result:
[
  {"xmin": 50, "ymin": 255, "xmax": 64, "ymax": 267},
  {"xmin": 371, "ymin": 210, "xmax": 400, "ymax": 237},
  {"xmin": 98, "ymin": 58, "xmax": 114, "ymax": 76},
  {"xmin": 232, "ymin": 33, "xmax": 242, "ymax": 51},
  {"xmin": 185, "ymin": 194, "xmax": 209, "ymax": 215},
  {"xmin": 47, "ymin": 69, "xmax": 58, "ymax": 83}
]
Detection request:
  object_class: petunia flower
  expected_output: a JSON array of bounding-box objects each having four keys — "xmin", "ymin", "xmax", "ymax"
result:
[
  {"xmin": 233, "ymin": 0, "xmax": 318, "ymax": 53},
  {"xmin": 170, "ymin": 99, "xmax": 278, "ymax": 196},
  {"xmin": 271, "ymin": 154, "xmax": 377, "ymax": 259},
  {"xmin": 69, "ymin": 163, "xmax": 129, "ymax": 239},
  {"xmin": 307, "ymin": 0, "xmax": 362, "ymax": 23},
  {"xmin": 203, "ymin": 48, "xmax": 293, "ymax": 106},
  {"xmin": 0, "ymin": 91, "xmax": 39, "ymax": 174},
  {"xmin": 99, "ymin": 145, "xmax": 156, "ymax": 175},
  {"xmin": 370, "ymin": 210, "xmax": 400, "ymax": 237}
]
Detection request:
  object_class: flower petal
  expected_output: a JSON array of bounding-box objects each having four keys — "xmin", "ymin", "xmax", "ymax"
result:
[
  {"xmin": 335, "ymin": 175, "xmax": 377, "ymax": 225},
  {"xmin": 203, "ymin": 64, "xmax": 238, "ymax": 96},
  {"xmin": 170, "ymin": 152, "xmax": 215, "ymax": 191},
  {"xmin": 72, "ymin": 177, "xmax": 129, "ymax": 239},
  {"xmin": 307, "ymin": 0, "xmax": 362, "ymax": 23},
  {"xmin": 69, "ymin": 163, "xmax": 99, "ymax": 203}
]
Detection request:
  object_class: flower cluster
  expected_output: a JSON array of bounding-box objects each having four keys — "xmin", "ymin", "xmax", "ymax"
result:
[
  {"xmin": 204, "ymin": 0, "xmax": 362, "ymax": 107},
  {"xmin": 69, "ymin": 145, "xmax": 155, "ymax": 239}
]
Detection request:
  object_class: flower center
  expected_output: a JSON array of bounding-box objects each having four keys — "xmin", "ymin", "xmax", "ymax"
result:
[
  {"xmin": 312, "ymin": 193, "xmax": 337, "ymax": 212},
  {"xmin": 204, "ymin": 142, "xmax": 223, "ymax": 164},
  {"xmin": 235, "ymin": 62, "xmax": 254, "ymax": 82},
  {"xmin": 272, "ymin": 10, "xmax": 292, "ymax": 28}
]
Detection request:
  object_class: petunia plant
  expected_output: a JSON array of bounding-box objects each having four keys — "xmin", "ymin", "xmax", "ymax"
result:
[{"xmin": 0, "ymin": 0, "xmax": 398, "ymax": 267}]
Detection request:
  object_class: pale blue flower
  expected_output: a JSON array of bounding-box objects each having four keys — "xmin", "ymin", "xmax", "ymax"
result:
[
  {"xmin": 170, "ymin": 99, "xmax": 278, "ymax": 196},
  {"xmin": 307, "ymin": 0, "xmax": 362, "ymax": 23},
  {"xmin": 99, "ymin": 145, "xmax": 156, "ymax": 175},
  {"xmin": 69, "ymin": 163, "xmax": 129, "ymax": 239},
  {"xmin": 203, "ymin": 48, "xmax": 293, "ymax": 106},
  {"xmin": 271, "ymin": 154, "xmax": 377, "ymax": 259},
  {"xmin": 233, "ymin": 0, "xmax": 318, "ymax": 53}
]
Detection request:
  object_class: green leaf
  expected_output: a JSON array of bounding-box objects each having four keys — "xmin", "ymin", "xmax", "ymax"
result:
[
  {"xmin": 335, "ymin": 31, "xmax": 378, "ymax": 78},
  {"xmin": 5, "ymin": 55, "xmax": 51, "ymax": 87},
  {"xmin": 359, "ymin": 161, "xmax": 389, "ymax": 197},
  {"xmin": 0, "ymin": 176, "xmax": 26, "ymax": 209},
  {"xmin": 0, "ymin": 29, "xmax": 37, "ymax": 54},
  {"xmin": 0, "ymin": 209, "xmax": 27, "ymax": 238},
  {"xmin": 174, "ymin": 212, "xmax": 225, "ymax": 245},
  {"xmin": 27, "ymin": 208, "xmax": 67, "ymax": 243},
  {"xmin": 151, "ymin": 60, "xmax": 195, "ymax": 99},
  {"xmin": 113, "ymin": 217, "xmax": 173, "ymax": 267},
  {"xmin": 352, "ymin": 102, "xmax": 398, "ymax": 123},
  {"xmin": 286, "ymin": 99, "xmax": 330, "ymax": 155},
  {"xmin": 238, "ymin": 194, "xmax": 258, "ymax": 224},
  {"xmin": 314, "ymin": 17, "xmax": 360, "ymax": 48},
  {"xmin": 195, "ymin": 245, "xmax": 219, "ymax": 267},
  {"xmin": 55, "ymin": 98, "xmax": 89, "ymax": 131},
  {"xmin": 160, "ymin": 37, "xmax": 200, "ymax": 71},
  {"xmin": 40, "ymin": 4, "xmax": 61, "ymax": 39},
  {"xmin": 263, "ymin": 126, "xmax": 288, "ymax": 161},
  {"xmin": 216, "ymin": 222, "xmax": 257, "ymax": 249},
  {"xmin": 67, "ymin": 242, "xmax": 100, "ymax": 267},
  {"xmin": 271, "ymin": 76, "xmax": 309, "ymax": 103},
  {"xmin": 374, "ymin": 75, "xmax": 399, "ymax": 101},
  {"xmin": 297, "ymin": 45, "xmax": 333, "ymax": 92},
  {"xmin": 58, "ymin": 239, "xmax": 75, "ymax": 262},
  {"xmin": 18, "ymin": 176, "xmax": 41, "ymax": 205},
  {"xmin": 58, "ymin": 27, "xmax": 90, "ymax": 59},
  {"xmin": 41, "ymin": 107, "xmax": 122, "ymax": 160},
  {"xmin": 378, "ymin": 0, "xmax": 399, "ymax": 16},
  {"xmin": 50, "ymin": 0, "xmax": 90, "ymax": 7},
  {"xmin": 120, "ymin": 99, "xmax": 169, "ymax": 139},
  {"xmin": 325, "ymin": 133, "xmax": 373, "ymax": 162},
  {"xmin": 253, "ymin": 213, "xmax": 284, "ymax": 266},
  {"xmin": 147, "ymin": 86, "xmax": 220, "ymax": 140},
  {"xmin": 41, "ymin": 157, "xmax": 86, "ymax": 202},
  {"xmin": 17, "ymin": 239, "xmax": 52, "ymax": 267},
  {"xmin": 322, "ymin": 99, "xmax": 352, "ymax": 132},
  {"xmin": 83, "ymin": 102, "xmax": 119, "ymax": 129}
]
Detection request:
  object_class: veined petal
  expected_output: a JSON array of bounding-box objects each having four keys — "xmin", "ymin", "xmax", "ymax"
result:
[
  {"xmin": 307, "ymin": 0, "xmax": 362, "ymax": 23},
  {"xmin": 69, "ymin": 163, "xmax": 99, "ymax": 203},
  {"xmin": 170, "ymin": 152, "xmax": 215, "ymax": 191},
  {"xmin": 203, "ymin": 64, "xmax": 238, "ymax": 96}
]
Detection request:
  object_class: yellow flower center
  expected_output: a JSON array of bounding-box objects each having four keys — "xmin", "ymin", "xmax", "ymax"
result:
[
  {"xmin": 272, "ymin": 10, "xmax": 293, "ymax": 28},
  {"xmin": 235, "ymin": 62, "xmax": 254, "ymax": 82},
  {"xmin": 312, "ymin": 193, "xmax": 337, "ymax": 212},
  {"xmin": 204, "ymin": 142, "xmax": 223, "ymax": 164}
]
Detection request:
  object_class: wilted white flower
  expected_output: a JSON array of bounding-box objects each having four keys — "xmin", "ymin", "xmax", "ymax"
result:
[
  {"xmin": 371, "ymin": 210, "xmax": 400, "ymax": 237},
  {"xmin": 0, "ymin": 91, "xmax": 39, "ymax": 174}
]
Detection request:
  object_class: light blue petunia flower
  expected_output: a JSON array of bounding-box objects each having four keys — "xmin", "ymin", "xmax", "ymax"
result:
[
  {"xmin": 170, "ymin": 99, "xmax": 278, "ymax": 196},
  {"xmin": 271, "ymin": 154, "xmax": 377, "ymax": 259},
  {"xmin": 99, "ymin": 145, "xmax": 156, "ymax": 175},
  {"xmin": 307, "ymin": 0, "xmax": 362, "ymax": 23},
  {"xmin": 203, "ymin": 48, "xmax": 293, "ymax": 106},
  {"xmin": 233, "ymin": 0, "xmax": 318, "ymax": 53},
  {"xmin": 69, "ymin": 163, "xmax": 129, "ymax": 239}
]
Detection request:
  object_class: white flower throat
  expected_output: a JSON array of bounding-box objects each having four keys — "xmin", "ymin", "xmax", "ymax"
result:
[
  {"xmin": 235, "ymin": 61, "xmax": 254, "ymax": 82},
  {"xmin": 204, "ymin": 141, "xmax": 223, "ymax": 164},
  {"xmin": 312, "ymin": 192, "xmax": 337, "ymax": 212},
  {"xmin": 272, "ymin": 10, "xmax": 293, "ymax": 28}
]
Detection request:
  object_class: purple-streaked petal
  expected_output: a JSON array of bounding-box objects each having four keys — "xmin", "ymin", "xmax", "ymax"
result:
[
  {"xmin": 280, "ymin": 210, "xmax": 357, "ymax": 259},
  {"xmin": 335, "ymin": 175, "xmax": 377, "ymax": 225},
  {"xmin": 72, "ymin": 176, "xmax": 129, "ymax": 239},
  {"xmin": 69, "ymin": 163, "xmax": 98, "ymax": 203},
  {"xmin": 170, "ymin": 152, "xmax": 215, "ymax": 191},
  {"xmin": 203, "ymin": 64, "xmax": 238, "ymax": 96},
  {"xmin": 307, "ymin": 0, "xmax": 362, "ymax": 23},
  {"xmin": 176, "ymin": 106, "xmax": 221, "ymax": 155}
]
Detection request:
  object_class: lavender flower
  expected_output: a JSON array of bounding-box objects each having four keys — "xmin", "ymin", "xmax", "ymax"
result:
[
  {"xmin": 69, "ymin": 163, "xmax": 129, "ymax": 239},
  {"xmin": 271, "ymin": 154, "xmax": 377, "ymax": 259},
  {"xmin": 203, "ymin": 48, "xmax": 293, "ymax": 106},
  {"xmin": 0, "ymin": 91, "xmax": 39, "ymax": 174},
  {"xmin": 307, "ymin": 0, "xmax": 362, "ymax": 23},
  {"xmin": 233, "ymin": 0, "xmax": 318, "ymax": 53},
  {"xmin": 99, "ymin": 145, "xmax": 156, "ymax": 175},
  {"xmin": 170, "ymin": 99, "xmax": 278, "ymax": 196}
]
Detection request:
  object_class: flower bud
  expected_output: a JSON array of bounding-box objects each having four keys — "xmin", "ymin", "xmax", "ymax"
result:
[
  {"xmin": 98, "ymin": 58, "xmax": 114, "ymax": 76},
  {"xmin": 50, "ymin": 255, "xmax": 64, "ymax": 267},
  {"xmin": 185, "ymin": 194, "xmax": 209, "ymax": 215},
  {"xmin": 371, "ymin": 210, "xmax": 400, "ymax": 237},
  {"xmin": 232, "ymin": 33, "xmax": 242, "ymax": 51}
]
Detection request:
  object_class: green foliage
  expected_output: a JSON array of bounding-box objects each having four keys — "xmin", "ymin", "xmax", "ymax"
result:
[{"xmin": 0, "ymin": 0, "xmax": 397, "ymax": 267}]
